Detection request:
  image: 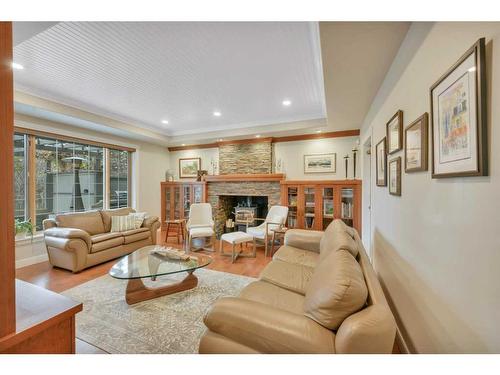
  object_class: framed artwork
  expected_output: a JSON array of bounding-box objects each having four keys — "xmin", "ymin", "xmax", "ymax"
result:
[
  {"xmin": 405, "ymin": 113, "xmax": 429, "ymax": 172},
  {"xmin": 179, "ymin": 157, "xmax": 201, "ymax": 178},
  {"xmin": 386, "ymin": 110, "xmax": 403, "ymax": 154},
  {"xmin": 389, "ymin": 157, "xmax": 401, "ymax": 196},
  {"xmin": 430, "ymin": 37, "xmax": 487, "ymax": 178},
  {"xmin": 375, "ymin": 138, "xmax": 387, "ymax": 186},
  {"xmin": 304, "ymin": 153, "xmax": 336, "ymax": 174}
]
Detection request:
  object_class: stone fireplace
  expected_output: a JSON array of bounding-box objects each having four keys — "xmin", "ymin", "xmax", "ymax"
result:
[{"xmin": 206, "ymin": 180, "xmax": 281, "ymax": 236}]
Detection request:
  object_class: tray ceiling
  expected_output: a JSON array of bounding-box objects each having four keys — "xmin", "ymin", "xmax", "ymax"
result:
[{"xmin": 14, "ymin": 22, "xmax": 326, "ymax": 137}]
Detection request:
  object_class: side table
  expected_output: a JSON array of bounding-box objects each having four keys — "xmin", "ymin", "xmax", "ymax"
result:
[
  {"xmin": 164, "ymin": 219, "xmax": 186, "ymax": 244},
  {"xmin": 270, "ymin": 227, "xmax": 288, "ymax": 257}
]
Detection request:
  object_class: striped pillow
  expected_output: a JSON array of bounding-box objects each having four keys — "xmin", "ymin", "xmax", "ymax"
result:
[{"xmin": 110, "ymin": 215, "xmax": 136, "ymax": 232}]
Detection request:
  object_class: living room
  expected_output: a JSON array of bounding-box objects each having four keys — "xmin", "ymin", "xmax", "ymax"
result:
[{"xmin": 2, "ymin": 0, "xmax": 500, "ymax": 372}]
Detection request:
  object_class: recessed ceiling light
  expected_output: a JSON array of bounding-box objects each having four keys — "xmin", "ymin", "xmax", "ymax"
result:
[
  {"xmin": 12, "ymin": 62, "xmax": 24, "ymax": 70},
  {"xmin": 161, "ymin": 120, "xmax": 169, "ymax": 125},
  {"xmin": 181, "ymin": 144, "xmax": 186, "ymax": 146},
  {"xmin": 468, "ymin": 66, "xmax": 477, "ymax": 72},
  {"xmin": 282, "ymin": 99, "xmax": 292, "ymax": 106},
  {"xmin": 213, "ymin": 111, "xmax": 222, "ymax": 117},
  {"xmin": 255, "ymin": 135, "xmax": 261, "ymax": 138},
  {"xmin": 316, "ymin": 130, "xmax": 322, "ymax": 133},
  {"xmin": 218, "ymin": 138, "xmax": 223, "ymax": 142}
]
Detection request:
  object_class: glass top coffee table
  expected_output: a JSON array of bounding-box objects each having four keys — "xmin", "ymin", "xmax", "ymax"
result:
[{"xmin": 109, "ymin": 245, "xmax": 212, "ymax": 305}]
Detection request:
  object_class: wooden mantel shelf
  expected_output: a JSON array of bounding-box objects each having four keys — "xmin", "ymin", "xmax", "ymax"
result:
[{"xmin": 202, "ymin": 173, "xmax": 285, "ymax": 182}]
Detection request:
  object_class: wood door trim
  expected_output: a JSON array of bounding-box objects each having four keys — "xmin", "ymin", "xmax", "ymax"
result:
[{"xmin": 0, "ymin": 21, "xmax": 15, "ymax": 338}]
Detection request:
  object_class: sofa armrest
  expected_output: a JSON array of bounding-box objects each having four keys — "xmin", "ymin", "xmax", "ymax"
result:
[
  {"xmin": 284, "ymin": 229, "xmax": 323, "ymax": 253},
  {"xmin": 142, "ymin": 216, "xmax": 160, "ymax": 245},
  {"xmin": 44, "ymin": 227, "xmax": 91, "ymax": 248},
  {"xmin": 42, "ymin": 218, "xmax": 57, "ymax": 230},
  {"xmin": 203, "ymin": 297, "xmax": 335, "ymax": 353},
  {"xmin": 142, "ymin": 215, "xmax": 159, "ymax": 228}
]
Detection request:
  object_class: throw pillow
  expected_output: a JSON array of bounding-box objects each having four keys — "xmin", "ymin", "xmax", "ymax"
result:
[
  {"xmin": 304, "ymin": 249, "xmax": 368, "ymax": 330},
  {"xmin": 111, "ymin": 215, "xmax": 136, "ymax": 232},
  {"xmin": 130, "ymin": 212, "xmax": 147, "ymax": 229}
]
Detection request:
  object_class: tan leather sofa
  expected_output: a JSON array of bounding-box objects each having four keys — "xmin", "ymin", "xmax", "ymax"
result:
[
  {"xmin": 43, "ymin": 208, "xmax": 160, "ymax": 273},
  {"xmin": 199, "ymin": 219, "xmax": 397, "ymax": 354}
]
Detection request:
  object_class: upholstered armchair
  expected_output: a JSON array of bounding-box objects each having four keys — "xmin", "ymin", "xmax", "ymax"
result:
[
  {"xmin": 186, "ymin": 203, "xmax": 216, "ymax": 252},
  {"xmin": 246, "ymin": 205, "xmax": 288, "ymax": 256}
]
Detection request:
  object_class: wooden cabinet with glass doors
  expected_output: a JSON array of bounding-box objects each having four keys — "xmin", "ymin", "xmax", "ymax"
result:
[
  {"xmin": 160, "ymin": 182, "xmax": 206, "ymax": 230},
  {"xmin": 280, "ymin": 180, "xmax": 361, "ymax": 235}
]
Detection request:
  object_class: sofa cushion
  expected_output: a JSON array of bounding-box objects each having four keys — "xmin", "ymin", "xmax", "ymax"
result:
[
  {"xmin": 90, "ymin": 236, "xmax": 124, "ymax": 253},
  {"xmin": 273, "ymin": 245, "xmax": 320, "ymax": 268},
  {"xmin": 111, "ymin": 215, "xmax": 136, "ymax": 232},
  {"xmin": 319, "ymin": 220, "xmax": 358, "ymax": 261},
  {"xmin": 100, "ymin": 207, "xmax": 136, "ymax": 232},
  {"xmin": 122, "ymin": 227, "xmax": 150, "ymax": 244},
  {"xmin": 91, "ymin": 232, "xmax": 122, "ymax": 244},
  {"xmin": 239, "ymin": 280, "xmax": 305, "ymax": 315},
  {"xmin": 304, "ymin": 249, "xmax": 368, "ymax": 330},
  {"xmin": 56, "ymin": 210, "xmax": 105, "ymax": 235},
  {"xmin": 259, "ymin": 260, "xmax": 314, "ymax": 295}
]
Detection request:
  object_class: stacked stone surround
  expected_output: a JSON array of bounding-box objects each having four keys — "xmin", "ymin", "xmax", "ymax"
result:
[
  {"xmin": 219, "ymin": 141, "xmax": 272, "ymax": 174},
  {"xmin": 207, "ymin": 181, "xmax": 281, "ymax": 237}
]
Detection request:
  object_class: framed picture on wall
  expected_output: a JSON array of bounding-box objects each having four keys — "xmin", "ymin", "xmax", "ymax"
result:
[
  {"xmin": 375, "ymin": 137, "xmax": 387, "ymax": 186},
  {"xmin": 430, "ymin": 37, "xmax": 487, "ymax": 178},
  {"xmin": 389, "ymin": 157, "xmax": 401, "ymax": 196},
  {"xmin": 179, "ymin": 157, "xmax": 201, "ymax": 178},
  {"xmin": 386, "ymin": 110, "xmax": 403, "ymax": 154},
  {"xmin": 405, "ymin": 113, "xmax": 429, "ymax": 172},
  {"xmin": 304, "ymin": 153, "xmax": 336, "ymax": 174}
]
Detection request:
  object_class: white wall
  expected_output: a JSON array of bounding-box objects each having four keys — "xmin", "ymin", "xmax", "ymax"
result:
[
  {"xmin": 274, "ymin": 136, "xmax": 360, "ymax": 180},
  {"xmin": 14, "ymin": 114, "xmax": 170, "ymax": 268},
  {"xmin": 361, "ymin": 22, "xmax": 500, "ymax": 353},
  {"xmin": 169, "ymin": 148, "xmax": 219, "ymax": 180}
]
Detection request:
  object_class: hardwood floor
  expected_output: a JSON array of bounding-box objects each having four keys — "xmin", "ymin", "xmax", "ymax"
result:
[{"xmin": 16, "ymin": 231, "xmax": 272, "ymax": 294}]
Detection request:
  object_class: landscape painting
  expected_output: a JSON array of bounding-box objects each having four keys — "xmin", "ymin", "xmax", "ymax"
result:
[
  {"xmin": 304, "ymin": 153, "xmax": 336, "ymax": 173},
  {"xmin": 405, "ymin": 113, "xmax": 428, "ymax": 172},
  {"xmin": 179, "ymin": 157, "xmax": 201, "ymax": 178}
]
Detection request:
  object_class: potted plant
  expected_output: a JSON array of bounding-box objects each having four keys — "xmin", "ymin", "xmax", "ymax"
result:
[{"xmin": 15, "ymin": 218, "xmax": 34, "ymax": 241}]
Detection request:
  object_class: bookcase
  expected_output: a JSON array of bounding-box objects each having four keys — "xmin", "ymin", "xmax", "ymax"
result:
[
  {"xmin": 160, "ymin": 182, "xmax": 206, "ymax": 229},
  {"xmin": 280, "ymin": 180, "xmax": 361, "ymax": 234}
]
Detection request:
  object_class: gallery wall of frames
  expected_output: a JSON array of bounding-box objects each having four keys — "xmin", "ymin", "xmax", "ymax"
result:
[{"xmin": 375, "ymin": 37, "xmax": 488, "ymax": 196}]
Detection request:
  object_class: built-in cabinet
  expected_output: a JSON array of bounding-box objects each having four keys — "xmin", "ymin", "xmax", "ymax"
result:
[
  {"xmin": 160, "ymin": 182, "xmax": 206, "ymax": 229},
  {"xmin": 280, "ymin": 180, "xmax": 361, "ymax": 234}
]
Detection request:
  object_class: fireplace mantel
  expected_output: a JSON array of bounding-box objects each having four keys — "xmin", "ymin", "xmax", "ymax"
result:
[{"xmin": 203, "ymin": 173, "xmax": 285, "ymax": 182}]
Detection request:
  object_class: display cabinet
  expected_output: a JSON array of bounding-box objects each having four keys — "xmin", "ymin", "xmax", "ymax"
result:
[
  {"xmin": 281, "ymin": 180, "xmax": 361, "ymax": 234},
  {"xmin": 160, "ymin": 182, "xmax": 206, "ymax": 230}
]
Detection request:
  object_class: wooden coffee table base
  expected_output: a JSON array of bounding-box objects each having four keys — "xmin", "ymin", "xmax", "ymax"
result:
[{"xmin": 125, "ymin": 271, "xmax": 198, "ymax": 305}]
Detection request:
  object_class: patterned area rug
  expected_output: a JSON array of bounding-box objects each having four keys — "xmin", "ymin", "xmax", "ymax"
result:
[{"xmin": 62, "ymin": 269, "xmax": 255, "ymax": 354}]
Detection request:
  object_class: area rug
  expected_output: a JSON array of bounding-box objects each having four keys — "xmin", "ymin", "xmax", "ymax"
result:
[{"xmin": 62, "ymin": 269, "xmax": 255, "ymax": 354}]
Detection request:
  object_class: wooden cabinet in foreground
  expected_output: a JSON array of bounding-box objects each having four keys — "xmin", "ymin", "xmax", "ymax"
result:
[
  {"xmin": 0, "ymin": 280, "xmax": 82, "ymax": 354},
  {"xmin": 160, "ymin": 182, "xmax": 206, "ymax": 229},
  {"xmin": 280, "ymin": 180, "xmax": 361, "ymax": 234}
]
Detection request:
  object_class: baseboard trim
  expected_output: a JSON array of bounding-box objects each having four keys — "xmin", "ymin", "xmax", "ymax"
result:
[{"xmin": 16, "ymin": 253, "xmax": 49, "ymax": 269}]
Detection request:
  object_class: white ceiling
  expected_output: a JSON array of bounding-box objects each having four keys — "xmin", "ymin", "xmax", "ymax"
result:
[{"xmin": 14, "ymin": 22, "xmax": 326, "ymax": 138}]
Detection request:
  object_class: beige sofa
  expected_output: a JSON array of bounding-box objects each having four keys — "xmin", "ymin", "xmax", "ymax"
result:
[
  {"xmin": 199, "ymin": 219, "xmax": 397, "ymax": 354},
  {"xmin": 43, "ymin": 208, "xmax": 160, "ymax": 273}
]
